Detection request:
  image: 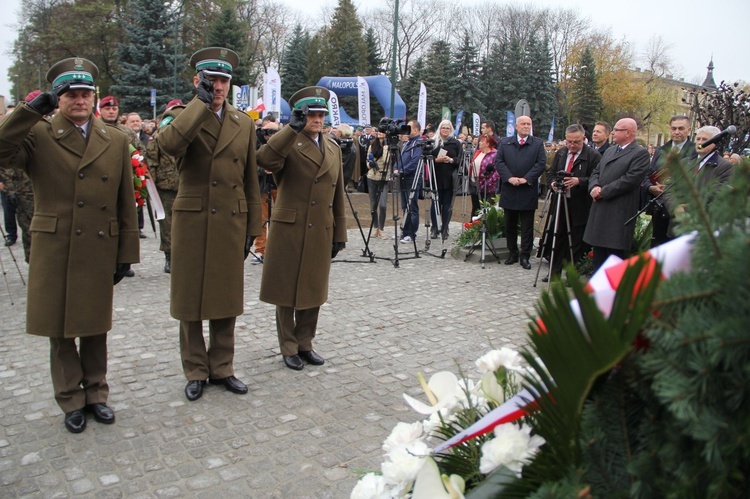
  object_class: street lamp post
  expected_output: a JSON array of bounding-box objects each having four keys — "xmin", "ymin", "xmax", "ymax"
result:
[{"xmin": 389, "ymin": 0, "xmax": 399, "ymax": 118}]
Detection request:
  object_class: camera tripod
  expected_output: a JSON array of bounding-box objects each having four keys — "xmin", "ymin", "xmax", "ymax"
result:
[
  {"xmin": 463, "ymin": 199, "xmax": 501, "ymax": 269},
  {"xmin": 404, "ymin": 148, "xmax": 447, "ymax": 258},
  {"xmin": 0, "ymin": 223, "xmax": 26, "ymax": 305},
  {"xmin": 457, "ymin": 143, "xmax": 475, "ymax": 228},
  {"xmin": 534, "ymin": 184, "xmax": 574, "ymax": 287}
]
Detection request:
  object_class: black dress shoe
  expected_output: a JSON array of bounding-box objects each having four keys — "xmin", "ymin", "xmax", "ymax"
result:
[
  {"xmin": 298, "ymin": 350, "xmax": 325, "ymax": 366},
  {"xmin": 125, "ymin": 269, "xmax": 135, "ymax": 277},
  {"xmin": 64, "ymin": 410, "xmax": 86, "ymax": 433},
  {"xmin": 541, "ymin": 275, "xmax": 549, "ymax": 283},
  {"xmin": 430, "ymin": 228, "xmax": 439, "ymax": 239},
  {"xmin": 209, "ymin": 375, "xmax": 248, "ymax": 394},
  {"xmin": 86, "ymin": 403, "xmax": 115, "ymax": 424},
  {"xmin": 185, "ymin": 380, "xmax": 206, "ymax": 401},
  {"xmin": 504, "ymin": 256, "xmax": 519, "ymax": 265},
  {"xmin": 283, "ymin": 355, "xmax": 304, "ymax": 371},
  {"xmin": 520, "ymin": 258, "xmax": 531, "ymax": 269},
  {"xmin": 139, "ymin": 230, "xmax": 147, "ymax": 239},
  {"xmin": 4, "ymin": 236, "xmax": 16, "ymax": 247}
]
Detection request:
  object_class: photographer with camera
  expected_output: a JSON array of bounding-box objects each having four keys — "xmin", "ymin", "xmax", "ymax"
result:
[
  {"xmin": 366, "ymin": 130, "xmax": 390, "ymax": 239},
  {"xmin": 543, "ymin": 124, "xmax": 601, "ymax": 281},
  {"xmin": 429, "ymin": 120, "xmax": 461, "ymax": 239},
  {"xmin": 333, "ymin": 124, "xmax": 358, "ymax": 191},
  {"xmin": 394, "ymin": 120, "xmax": 422, "ymax": 243}
]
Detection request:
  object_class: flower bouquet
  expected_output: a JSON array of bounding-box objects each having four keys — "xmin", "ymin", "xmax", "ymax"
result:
[
  {"xmin": 130, "ymin": 146, "xmax": 149, "ymax": 207},
  {"xmin": 455, "ymin": 197, "xmax": 505, "ymax": 248}
]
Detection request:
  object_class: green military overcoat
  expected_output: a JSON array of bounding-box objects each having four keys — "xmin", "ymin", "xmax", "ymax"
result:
[
  {"xmin": 257, "ymin": 126, "xmax": 347, "ymax": 309},
  {"xmin": 155, "ymin": 98, "xmax": 262, "ymax": 321},
  {"xmin": 0, "ymin": 106, "xmax": 140, "ymax": 338}
]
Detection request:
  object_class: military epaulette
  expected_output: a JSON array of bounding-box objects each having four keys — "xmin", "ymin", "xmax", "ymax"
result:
[{"xmin": 159, "ymin": 116, "xmax": 175, "ymax": 127}]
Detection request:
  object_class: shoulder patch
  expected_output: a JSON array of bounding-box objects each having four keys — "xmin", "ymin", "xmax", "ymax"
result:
[{"xmin": 159, "ymin": 116, "xmax": 175, "ymax": 127}]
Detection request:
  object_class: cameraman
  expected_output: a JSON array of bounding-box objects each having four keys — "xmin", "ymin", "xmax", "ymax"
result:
[
  {"xmin": 429, "ymin": 120, "xmax": 461, "ymax": 239},
  {"xmin": 395, "ymin": 120, "xmax": 422, "ymax": 243},
  {"xmin": 366, "ymin": 131, "xmax": 390, "ymax": 239},
  {"xmin": 334, "ymin": 124, "xmax": 358, "ymax": 191},
  {"xmin": 544, "ymin": 124, "xmax": 601, "ymax": 281},
  {"xmin": 253, "ymin": 115, "xmax": 280, "ymax": 264}
]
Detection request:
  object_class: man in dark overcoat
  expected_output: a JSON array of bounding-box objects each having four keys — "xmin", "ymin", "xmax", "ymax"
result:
[
  {"xmin": 257, "ymin": 86, "xmax": 347, "ymax": 371},
  {"xmin": 543, "ymin": 124, "xmax": 601, "ymax": 281},
  {"xmin": 0, "ymin": 58, "xmax": 139, "ymax": 433},
  {"xmin": 583, "ymin": 118, "xmax": 650, "ymax": 270},
  {"xmin": 644, "ymin": 115, "xmax": 694, "ymax": 247},
  {"xmin": 495, "ymin": 115, "xmax": 546, "ymax": 269},
  {"xmin": 155, "ymin": 47, "xmax": 262, "ymax": 401}
]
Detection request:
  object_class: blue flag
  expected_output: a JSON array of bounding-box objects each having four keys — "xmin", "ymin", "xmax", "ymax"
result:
[{"xmin": 506, "ymin": 111, "xmax": 516, "ymax": 137}]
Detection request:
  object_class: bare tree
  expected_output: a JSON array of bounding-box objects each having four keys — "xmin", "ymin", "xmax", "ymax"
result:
[{"xmin": 541, "ymin": 7, "xmax": 591, "ymax": 84}]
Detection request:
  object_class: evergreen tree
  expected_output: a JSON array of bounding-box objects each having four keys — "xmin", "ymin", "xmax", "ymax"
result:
[
  {"xmin": 451, "ymin": 32, "xmax": 485, "ymax": 121},
  {"xmin": 399, "ymin": 56, "xmax": 426, "ymax": 120},
  {"xmin": 479, "ymin": 41, "xmax": 509, "ymax": 126},
  {"xmin": 364, "ymin": 27, "xmax": 385, "ymax": 76},
  {"xmin": 327, "ymin": 0, "xmax": 367, "ymax": 77},
  {"xmin": 524, "ymin": 35, "xmax": 557, "ymax": 136},
  {"xmin": 206, "ymin": 7, "xmax": 251, "ymax": 86},
  {"xmin": 112, "ymin": 0, "xmax": 191, "ymax": 113},
  {"xmin": 569, "ymin": 46, "xmax": 602, "ymax": 129},
  {"xmin": 499, "ymin": 36, "xmax": 526, "ymax": 116},
  {"xmin": 280, "ymin": 24, "xmax": 310, "ymax": 101},
  {"xmin": 306, "ymin": 29, "xmax": 331, "ymax": 86},
  {"xmin": 421, "ymin": 40, "xmax": 455, "ymax": 127}
]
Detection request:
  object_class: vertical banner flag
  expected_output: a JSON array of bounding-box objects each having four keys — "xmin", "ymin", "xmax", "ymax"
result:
[
  {"xmin": 232, "ymin": 85, "xmax": 241, "ymax": 108},
  {"xmin": 548, "ymin": 116, "xmax": 555, "ymax": 142},
  {"xmin": 417, "ymin": 82, "xmax": 427, "ymax": 130},
  {"xmin": 473, "ymin": 113, "xmax": 481, "ymax": 137},
  {"xmin": 150, "ymin": 88, "xmax": 157, "ymax": 120},
  {"xmin": 233, "ymin": 85, "xmax": 249, "ymax": 110},
  {"xmin": 506, "ymin": 111, "xmax": 516, "ymax": 137},
  {"xmin": 442, "ymin": 107, "xmax": 451, "ymax": 121},
  {"xmin": 454, "ymin": 110, "xmax": 464, "ymax": 136},
  {"xmin": 357, "ymin": 77, "xmax": 371, "ymax": 127},
  {"xmin": 328, "ymin": 90, "xmax": 341, "ymax": 127},
  {"xmin": 264, "ymin": 67, "xmax": 281, "ymax": 117}
]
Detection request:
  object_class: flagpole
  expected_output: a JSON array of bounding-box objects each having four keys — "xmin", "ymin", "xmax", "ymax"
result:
[{"xmin": 389, "ymin": 0, "xmax": 399, "ymax": 118}]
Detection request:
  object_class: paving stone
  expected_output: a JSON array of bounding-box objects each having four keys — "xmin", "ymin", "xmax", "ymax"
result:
[{"xmin": 0, "ymin": 221, "xmax": 539, "ymax": 496}]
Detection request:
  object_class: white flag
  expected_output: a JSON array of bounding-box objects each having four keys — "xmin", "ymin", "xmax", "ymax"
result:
[
  {"xmin": 357, "ymin": 76, "xmax": 371, "ymax": 127},
  {"xmin": 417, "ymin": 82, "xmax": 427, "ymax": 130},
  {"xmin": 328, "ymin": 90, "xmax": 341, "ymax": 127},
  {"xmin": 473, "ymin": 113, "xmax": 481, "ymax": 137},
  {"xmin": 264, "ymin": 67, "xmax": 281, "ymax": 117}
]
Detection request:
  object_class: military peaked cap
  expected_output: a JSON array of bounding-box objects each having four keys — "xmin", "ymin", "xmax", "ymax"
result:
[
  {"xmin": 46, "ymin": 57, "xmax": 98, "ymax": 92},
  {"xmin": 189, "ymin": 47, "xmax": 239, "ymax": 79},
  {"xmin": 290, "ymin": 86, "xmax": 330, "ymax": 112}
]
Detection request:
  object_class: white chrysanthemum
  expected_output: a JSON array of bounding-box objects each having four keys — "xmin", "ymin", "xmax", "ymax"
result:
[
  {"xmin": 350, "ymin": 473, "xmax": 395, "ymax": 499},
  {"xmin": 475, "ymin": 348, "xmax": 524, "ymax": 373},
  {"xmin": 382, "ymin": 440, "xmax": 431, "ymax": 488},
  {"xmin": 383, "ymin": 421, "xmax": 424, "ymax": 453},
  {"xmin": 479, "ymin": 424, "xmax": 545, "ymax": 476}
]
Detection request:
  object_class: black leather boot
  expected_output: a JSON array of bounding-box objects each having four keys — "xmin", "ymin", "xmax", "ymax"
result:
[{"xmin": 164, "ymin": 253, "xmax": 171, "ymax": 274}]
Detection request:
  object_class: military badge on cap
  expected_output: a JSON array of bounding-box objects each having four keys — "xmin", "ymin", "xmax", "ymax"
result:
[
  {"xmin": 189, "ymin": 47, "xmax": 239, "ymax": 80},
  {"xmin": 290, "ymin": 86, "xmax": 330, "ymax": 113},
  {"xmin": 46, "ymin": 57, "xmax": 99, "ymax": 93}
]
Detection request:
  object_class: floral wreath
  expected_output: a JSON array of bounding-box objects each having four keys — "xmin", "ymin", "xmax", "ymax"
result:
[{"xmin": 130, "ymin": 146, "xmax": 149, "ymax": 207}]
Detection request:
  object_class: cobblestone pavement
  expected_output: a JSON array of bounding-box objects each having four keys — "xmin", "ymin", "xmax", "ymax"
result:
[{"xmin": 0, "ymin": 209, "xmax": 544, "ymax": 498}]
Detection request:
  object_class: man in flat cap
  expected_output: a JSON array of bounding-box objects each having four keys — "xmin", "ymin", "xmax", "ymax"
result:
[
  {"xmin": 155, "ymin": 47, "xmax": 262, "ymax": 401},
  {"xmin": 0, "ymin": 57, "xmax": 140, "ymax": 433},
  {"xmin": 257, "ymin": 86, "xmax": 347, "ymax": 371}
]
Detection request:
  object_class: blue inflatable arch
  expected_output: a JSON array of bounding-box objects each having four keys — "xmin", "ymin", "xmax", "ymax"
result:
[{"xmin": 315, "ymin": 75, "xmax": 407, "ymax": 125}]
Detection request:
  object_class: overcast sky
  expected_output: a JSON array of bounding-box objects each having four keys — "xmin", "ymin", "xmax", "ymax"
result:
[{"xmin": 2, "ymin": 0, "xmax": 748, "ymax": 103}]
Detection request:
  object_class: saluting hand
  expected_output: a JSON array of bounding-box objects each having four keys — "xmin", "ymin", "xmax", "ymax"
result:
[
  {"xmin": 26, "ymin": 85, "xmax": 68, "ymax": 116},
  {"xmin": 196, "ymin": 71, "xmax": 215, "ymax": 106},
  {"xmin": 289, "ymin": 105, "xmax": 308, "ymax": 133}
]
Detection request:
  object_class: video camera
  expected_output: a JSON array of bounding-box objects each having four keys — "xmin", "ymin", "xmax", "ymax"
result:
[
  {"xmin": 553, "ymin": 170, "xmax": 573, "ymax": 190},
  {"xmin": 378, "ymin": 117, "xmax": 411, "ymax": 137},
  {"xmin": 256, "ymin": 127, "xmax": 277, "ymax": 146},
  {"xmin": 417, "ymin": 137, "xmax": 435, "ymax": 153}
]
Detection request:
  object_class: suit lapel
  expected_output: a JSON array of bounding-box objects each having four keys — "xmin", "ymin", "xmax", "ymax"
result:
[
  {"xmin": 50, "ymin": 112, "xmax": 85, "ymax": 159},
  {"xmin": 78, "ymin": 117, "xmax": 112, "ymax": 171},
  {"xmin": 317, "ymin": 137, "xmax": 338, "ymax": 179},
  {"xmin": 213, "ymin": 104, "xmax": 243, "ymax": 156},
  {"xmin": 297, "ymin": 134, "xmax": 323, "ymax": 167}
]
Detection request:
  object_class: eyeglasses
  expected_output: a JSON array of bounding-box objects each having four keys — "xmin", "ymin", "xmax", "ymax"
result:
[{"xmin": 612, "ymin": 128, "xmax": 630, "ymax": 132}]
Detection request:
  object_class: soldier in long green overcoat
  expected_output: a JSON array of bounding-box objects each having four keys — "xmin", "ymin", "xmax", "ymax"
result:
[
  {"xmin": 257, "ymin": 86, "xmax": 347, "ymax": 371},
  {"xmin": 0, "ymin": 58, "xmax": 139, "ymax": 433},
  {"xmin": 155, "ymin": 48, "xmax": 262, "ymax": 402}
]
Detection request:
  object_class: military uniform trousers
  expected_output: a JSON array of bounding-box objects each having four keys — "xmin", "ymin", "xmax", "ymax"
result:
[
  {"xmin": 179, "ymin": 318, "xmax": 236, "ymax": 380},
  {"xmin": 157, "ymin": 189, "xmax": 177, "ymax": 255},
  {"xmin": 275, "ymin": 306, "xmax": 320, "ymax": 356},
  {"xmin": 50, "ymin": 334, "xmax": 108, "ymax": 413}
]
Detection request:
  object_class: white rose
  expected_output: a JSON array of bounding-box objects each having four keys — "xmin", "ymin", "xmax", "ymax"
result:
[
  {"xmin": 383, "ymin": 422, "xmax": 424, "ymax": 453},
  {"xmin": 351, "ymin": 473, "xmax": 395, "ymax": 499},
  {"xmin": 479, "ymin": 424, "xmax": 545, "ymax": 476},
  {"xmin": 382, "ymin": 440, "xmax": 431, "ymax": 488}
]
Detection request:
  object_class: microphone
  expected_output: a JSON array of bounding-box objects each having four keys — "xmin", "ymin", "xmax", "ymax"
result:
[
  {"xmin": 697, "ymin": 125, "xmax": 737, "ymax": 150},
  {"xmin": 368, "ymin": 152, "xmax": 374, "ymax": 161}
]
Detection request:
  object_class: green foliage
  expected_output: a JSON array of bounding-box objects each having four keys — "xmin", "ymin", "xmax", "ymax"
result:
[
  {"xmin": 570, "ymin": 46, "xmax": 603, "ymax": 129},
  {"xmin": 327, "ymin": 0, "xmax": 368, "ymax": 77},
  {"xmin": 111, "ymin": 0, "xmax": 191, "ymax": 113},
  {"xmin": 455, "ymin": 198, "xmax": 505, "ymax": 247},
  {"xmin": 280, "ymin": 24, "xmax": 310, "ymax": 101},
  {"xmin": 206, "ymin": 7, "xmax": 248, "ymax": 84},
  {"xmin": 364, "ymin": 28, "xmax": 386, "ymax": 76},
  {"xmin": 399, "ymin": 57, "xmax": 426, "ymax": 120},
  {"xmin": 451, "ymin": 32, "xmax": 485, "ymax": 120},
  {"xmin": 421, "ymin": 41, "xmax": 455, "ymax": 126}
]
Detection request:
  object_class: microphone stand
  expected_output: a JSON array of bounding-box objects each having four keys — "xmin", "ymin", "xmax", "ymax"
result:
[{"xmin": 626, "ymin": 183, "xmax": 673, "ymax": 226}]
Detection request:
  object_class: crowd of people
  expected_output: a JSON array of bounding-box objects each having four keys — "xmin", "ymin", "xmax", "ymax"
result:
[{"xmin": 0, "ymin": 47, "xmax": 740, "ymax": 434}]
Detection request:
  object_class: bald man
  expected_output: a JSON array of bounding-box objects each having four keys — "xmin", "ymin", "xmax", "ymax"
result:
[{"xmin": 583, "ymin": 118, "xmax": 650, "ymax": 270}]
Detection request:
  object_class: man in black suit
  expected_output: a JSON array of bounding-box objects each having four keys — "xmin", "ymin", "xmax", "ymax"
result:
[
  {"xmin": 690, "ymin": 126, "xmax": 733, "ymax": 201},
  {"xmin": 583, "ymin": 118, "xmax": 650, "ymax": 270},
  {"xmin": 590, "ymin": 121, "xmax": 611, "ymax": 154},
  {"xmin": 496, "ymin": 115, "xmax": 546, "ymax": 269},
  {"xmin": 644, "ymin": 115, "xmax": 694, "ymax": 246},
  {"xmin": 543, "ymin": 124, "xmax": 601, "ymax": 281}
]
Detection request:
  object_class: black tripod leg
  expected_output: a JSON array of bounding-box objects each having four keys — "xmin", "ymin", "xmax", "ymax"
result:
[{"xmin": 343, "ymin": 187, "xmax": 375, "ymax": 260}]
